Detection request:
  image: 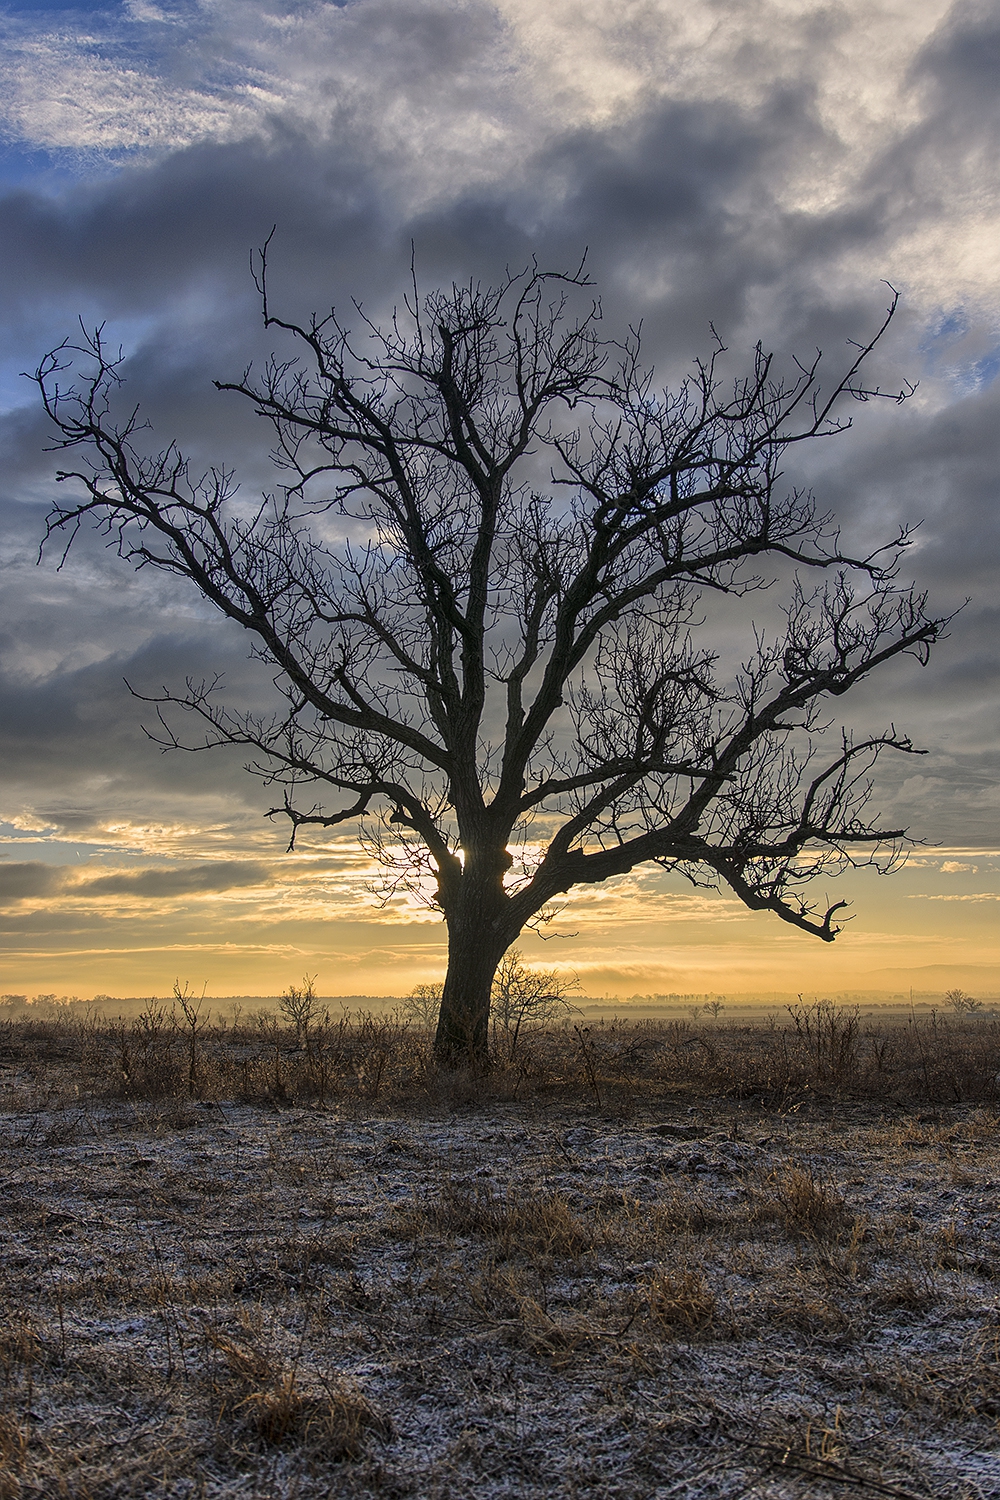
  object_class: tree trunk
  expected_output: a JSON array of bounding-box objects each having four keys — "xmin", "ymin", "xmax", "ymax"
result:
[
  {"xmin": 433, "ymin": 929, "xmax": 505, "ymax": 1066},
  {"xmin": 433, "ymin": 850, "xmax": 513, "ymax": 1066}
]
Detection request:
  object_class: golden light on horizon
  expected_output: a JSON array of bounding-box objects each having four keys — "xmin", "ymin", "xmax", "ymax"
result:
[{"xmin": 1, "ymin": 834, "xmax": 996, "ymax": 1000}]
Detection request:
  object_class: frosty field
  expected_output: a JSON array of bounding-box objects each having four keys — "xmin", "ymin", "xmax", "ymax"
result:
[{"xmin": 0, "ymin": 1012, "xmax": 998, "ymax": 1498}]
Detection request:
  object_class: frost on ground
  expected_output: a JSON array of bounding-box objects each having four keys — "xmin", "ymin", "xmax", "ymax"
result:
[{"xmin": 1, "ymin": 1075, "xmax": 999, "ymax": 1495}]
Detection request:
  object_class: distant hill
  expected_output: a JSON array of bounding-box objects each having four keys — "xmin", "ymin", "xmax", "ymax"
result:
[{"xmin": 856, "ymin": 963, "xmax": 999, "ymax": 995}]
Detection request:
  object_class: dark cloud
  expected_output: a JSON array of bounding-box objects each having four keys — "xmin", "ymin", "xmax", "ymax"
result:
[
  {"xmin": 0, "ymin": 862, "xmax": 61, "ymax": 898},
  {"xmin": 0, "ymin": 580, "xmax": 282, "ymax": 806},
  {"xmin": 912, "ymin": 1, "xmax": 1000, "ymax": 128},
  {"xmin": 81, "ymin": 860, "xmax": 272, "ymax": 895},
  {"xmin": 0, "ymin": 858, "xmax": 272, "ymax": 900}
]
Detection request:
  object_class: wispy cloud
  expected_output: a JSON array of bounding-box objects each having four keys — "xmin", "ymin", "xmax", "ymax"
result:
[{"xmin": 908, "ymin": 891, "xmax": 1000, "ymax": 902}]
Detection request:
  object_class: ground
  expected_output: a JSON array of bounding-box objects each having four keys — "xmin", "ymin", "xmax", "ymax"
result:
[{"xmin": 1, "ymin": 1027, "xmax": 998, "ymax": 1498}]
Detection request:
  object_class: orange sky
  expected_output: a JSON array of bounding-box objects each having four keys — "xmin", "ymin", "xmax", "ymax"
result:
[{"xmin": 1, "ymin": 829, "xmax": 996, "ymax": 1000}]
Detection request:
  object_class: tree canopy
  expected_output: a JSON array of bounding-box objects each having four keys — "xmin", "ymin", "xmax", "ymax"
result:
[{"xmin": 36, "ymin": 254, "xmax": 945, "ymax": 1061}]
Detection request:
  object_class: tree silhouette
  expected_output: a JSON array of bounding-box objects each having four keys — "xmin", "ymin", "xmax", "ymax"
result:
[{"xmin": 36, "ymin": 253, "xmax": 945, "ymax": 1063}]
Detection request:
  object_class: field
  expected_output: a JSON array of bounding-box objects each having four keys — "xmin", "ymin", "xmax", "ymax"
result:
[{"xmin": 0, "ymin": 1006, "xmax": 998, "ymax": 1498}]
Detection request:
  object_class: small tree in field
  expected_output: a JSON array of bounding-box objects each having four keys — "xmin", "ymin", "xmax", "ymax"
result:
[
  {"xmin": 278, "ymin": 974, "xmax": 321, "ymax": 1047},
  {"xmin": 401, "ymin": 983, "xmax": 444, "ymax": 1029},
  {"xmin": 945, "ymin": 988, "xmax": 983, "ymax": 1015},
  {"xmin": 36, "ymin": 253, "xmax": 946, "ymax": 1065},
  {"xmin": 490, "ymin": 950, "xmax": 580, "ymax": 1055}
]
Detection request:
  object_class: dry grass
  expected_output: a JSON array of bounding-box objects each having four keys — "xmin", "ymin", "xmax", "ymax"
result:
[
  {"xmin": 0, "ymin": 1015, "xmax": 998, "ymax": 1496},
  {"xmin": 764, "ymin": 1164, "xmax": 854, "ymax": 1240},
  {"xmin": 205, "ymin": 1324, "xmax": 388, "ymax": 1452},
  {"xmin": 1, "ymin": 998, "xmax": 997, "ymax": 1116},
  {"xmin": 400, "ymin": 1180, "xmax": 591, "ymax": 1258},
  {"xmin": 646, "ymin": 1268, "xmax": 716, "ymax": 1334}
]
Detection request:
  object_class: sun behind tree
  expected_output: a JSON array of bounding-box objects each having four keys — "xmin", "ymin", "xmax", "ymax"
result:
[{"xmin": 36, "ymin": 253, "xmax": 946, "ymax": 1064}]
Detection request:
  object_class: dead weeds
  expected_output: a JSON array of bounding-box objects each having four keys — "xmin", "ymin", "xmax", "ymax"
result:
[
  {"xmin": 3, "ymin": 1002, "xmax": 999, "ymax": 1114},
  {"xmin": 760, "ymin": 1164, "xmax": 855, "ymax": 1241},
  {"xmin": 0, "ymin": 1021, "xmax": 998, "ymax": 1496},
  {"xmin": 398, "ymin": 1180, "xmax": 590, "ymax": 1259},
  {"xmin": 645, "ymin": 1267, "xmax": 716, "ymax": 1335}
]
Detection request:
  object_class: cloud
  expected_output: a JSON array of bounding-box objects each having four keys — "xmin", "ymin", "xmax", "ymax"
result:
[
  {"xmin": 0, "ymin": 858, "xmax": 273, "ymax": 901},
  {"xmin": 3, "ymin": 1, "xmax": 997, "ymax": 316},
  {"xmin": 908, "ymin": 891, "xmax": 1000, "ymax": 901},
  {"xmin": 80, "ymin": 860, "xmax": 273, "ymax": 896},
  {"xmin": 0, "ymin": 862, "xmax": 62, "ymax": 899}
]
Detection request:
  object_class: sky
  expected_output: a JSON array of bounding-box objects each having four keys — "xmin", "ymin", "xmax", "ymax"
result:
[{"xmin": 0, "ymin": 0, "xmax": 998, "ymax": 1002}]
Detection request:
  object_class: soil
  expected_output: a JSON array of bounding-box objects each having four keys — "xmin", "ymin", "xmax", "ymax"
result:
[{"xmin": 1, "ymin": 1083, "xmax": 998, "ymax": 1497}]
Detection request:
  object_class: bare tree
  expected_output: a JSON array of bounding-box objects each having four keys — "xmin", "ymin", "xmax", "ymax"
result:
[
  {"xmin": 401, "ymin": 983, "xmax": 444, "ymax": 1029},
  {"xmin": 944, "ymin": 988, "xmax": 983, "ymax": 1015},
  {"xmin": 278, "ymin": 974, "xmax": 321, "ymax": 1047},
  {"xmin": 490, "ymin": 950, "xmax": 579, "ymax": 1056},
  {"xmin": 35, "ymin": 254, "xmax": 947, "ymax": 1065}
]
